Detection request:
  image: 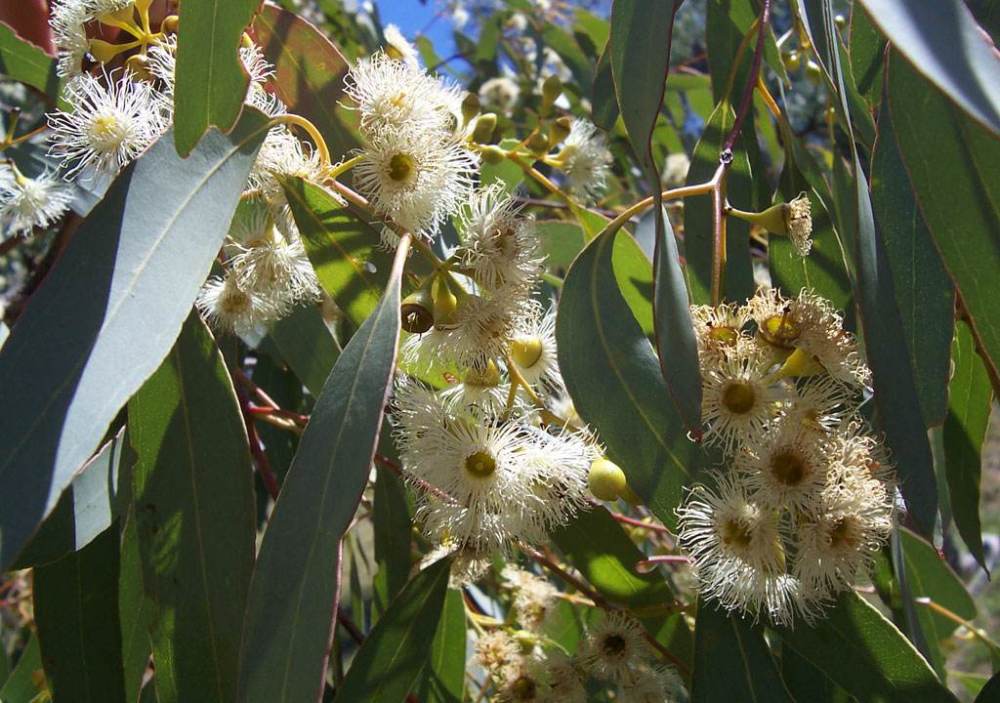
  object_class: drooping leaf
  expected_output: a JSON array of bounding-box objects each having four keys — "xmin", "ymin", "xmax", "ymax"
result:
[
  {"xmin": 780, "ymin": 646, "xmax": 852, "ymax": 703},
  {"xmin": 0, "ymin": 21, "xmax": 62, "ymax": 104},
  {"xmin": 334, "ymin": 557, "xmax": 452, "ymax": 703},
  {"xmin": 944, "ymin": 322, "xmax": 992, "ymax": 571},
  {"xmin": 373, "ymin": 430, "xmax": 412, "ymax": 615},
  {"xmin": 34, "ymin": 528, "xmax": 126, "ymax": 703},
  {"xmin": 238, "ymin": 243, "xmax": 406, "ymax": 703},
  {"xmin": 127, "ymin": 312, "xmax": 257, "ymax": 703},
  {"xmin": 0, "ymin": 110, "xmax": 268, "ymax": 573},
  {"xmin": 14, "ymin": 427, "xmax": 126, "ymax": 569},
  {"xmin": 591, "ymin": 43, "xmax": 618, "ymax": 130},
  {"xmin": 417, "ymin": 588, "xmax": 466, "ymax": 703},
  {"xmin": 870, "ymin": 101, "xmax": 955, "ymax": 428},
  {"xmin": 856, "ymin": 0, "xmax": 1000, "ymax": 135},
  {"xmin": 776, "ymin": 591, "xmax": 957, "ymax": 703},
  {"xmin": 284, "ymin": 176, "xmax": 395, "ymax": 327},
  {"xmin": 849, "ymin": 8, "xmax": 885, "ymax": 107},
  {"xmin": 118, "ymin": 501, "xmax": 153, "ymax": 703},
  {"xmin": 887, "ymin": 51, "xmax": 1000, "ymax": 386},
  {"xmin": 691, "ymin": 602, "xmax": 793, "ymax": 703},
  {"xmin": 557, "ymin": 228, "xmax": 698, "ymax": 530},
  {"xmin": 268, "ymin": 303, "xmax": 341, "ymax": 398},
  {"xmin": 251, "ymin": 3, "xmax": 357, "ymax": 159},
  {"xmin": 173, "ymin": 0, "xmax": 260, "ymax": 155},
  {"xmin": 0, "ymin": 635, "xmax": 45, "ymax": 701}
]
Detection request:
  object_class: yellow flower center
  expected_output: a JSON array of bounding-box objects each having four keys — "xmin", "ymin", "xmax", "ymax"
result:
[
  {"xmin": 760, "ymin": 311, "xmax": 801, "ymax": 348},
  {"xmin": 721, "ymin": 380, "xmax": 756, "ymax": 415},
  {"xmin": 707, "ymin": 325, "xmax": 740, "ymax": 346},
  {"xmin": 720, "ymin": 518, "xmax": 754, "ymax": 549},
  {"xmin": 90, "ymin": 114, "xmax": 127, "ymax": 151},
  {"xmin": 464, "ymin": 450, "xmax": 497, "ymax": 478},
  {"xmin": 388, "ymin": 153, "xmax": 414, "ymax": 182}
]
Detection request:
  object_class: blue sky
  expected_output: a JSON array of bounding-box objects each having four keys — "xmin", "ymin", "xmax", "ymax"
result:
[{"xmin": 374, "ymin": 1, "xmax": 458, "ymax": 55}]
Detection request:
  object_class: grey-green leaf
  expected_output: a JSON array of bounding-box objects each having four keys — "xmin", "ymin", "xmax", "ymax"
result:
[
  {"xmin": 127, "ymin": 312, "xmax": 257, "ymax": 703},
  {"xmin": 856, "ymin": 0, "xmax": 1000, "ymax": 135},
  {"xmin": 777, "ymin": 591, "xmax": 957, "ymax": 703},
  {"xmin": 417, "ymin": 588, "xmax": 467, "ymax": 703},
  {"xmin": 944, "ymin": 322, "xmax": 992, "ymax": 572},
  {"xmin": 34, "ymin": 528, "xmax": 126, "ymax": 703},
  {"xmin": 557, "ymin": 228, "xmax": 698, "ymax": 530},
  {"xmin": 334, "ymin": 557, "xmax": 452, "ymax": 703},
  {"xmin": 268, "ymin": 303, "xmax": 341, "ymax": 398},
  {"xmin": 0, "ymin": 110, "xmax": 268, "ymax": 573},
  {"xmin": 238, "ymin": 245, "xmax": 406, "ymax": 703}
]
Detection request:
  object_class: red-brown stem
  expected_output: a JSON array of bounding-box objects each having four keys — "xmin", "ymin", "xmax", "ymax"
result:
[
  {"xmin": 247, "ymin": 404, "xmax": 309, "ymax": 425},
  {"xmin": 598, "ymin": 505, "xmax": 672, "ymax": 534},
  {"xmin": 336, "ymin": 609, "xmax": 365, "ymax": 645},
  {"xmin": 373, "ymin": 453, "xmax": 459, "ymax": 505},
  {"xmin": 236, "ymin": 385, "xmax": 281, "ymax": 500},
  {"xmin": 722, "ymin": 0, "xmax": 773, "ymax": 154},
  {"xmin": 635, "ymin": 555, "xmax": 692, "ymax": 572}
]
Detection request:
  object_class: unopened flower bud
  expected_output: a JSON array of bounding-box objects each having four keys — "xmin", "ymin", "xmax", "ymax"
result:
[
  {"xmin": 728, "ymin": 192, "xmax": 812, "ymax": 257},
  {"xmin": 401, "ymin": 288, "xmax": 434, "ymax": 334},
  {"xmin": 480, "ymin": 145, "xmax": 506, "ymax": 164},
  {"xmin": 125, "ymin": 54, "xmax": 153, "ymax": 82},
  {"xmin": 471, "ymin": 113, "xmax": 498, "ymax": 144},
  {"xmin": 541, "ymin": 75, "xmax": 562, "ymax": 115},
  {"xmin": 782, "ymin": 49, "xmax": 801, "ymax": 72},
  {"xmin": 775, "ymin": 347, "xmax": 825, "ymax": 379},
  {"xmin": 805, "ymin": 60, "xmax": 823, "ymax": 83},
  {"xmin": 548, "ymin": 116, "xmax": 572, "ymax": 148},
  {"xmin": 588, "ymin": 458, "xmax": 627, "ymax": 501},
  {"xmin": 161, "ymin": 14, "xmax": 179, "ymax": 33},
  {"xmin": 525, "ymin": 131, "xmax": 550, "ymax": 155},
  {"xmin": 432, "ymin": 275, "xmax": 459, "ymax": 328},
  {"xmin": 461, "ymin": 93, "xmax": 481, "ymax": 124}
]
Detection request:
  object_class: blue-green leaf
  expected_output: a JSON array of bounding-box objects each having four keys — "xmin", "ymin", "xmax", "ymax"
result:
[
  {"xmin": 268, "ymin": 303, "xmax": 341, "ymax": 398},
  {"xmin": 238, "ymin": 243, "xmax": 406, "ymax": 703},
  {"xmin": 557, "ymin": 228, "xmax": 698, "ymax": 529},
  {"xmin": 417, "ymin": 588, "xmax": 466, "ymax": 703},
  {"xmin": 856, "ymin": 0, "xmax": 1000, "ymax": 135},
  {"xmin": 127, "ymin": 312, "xmax": 257, "ymax": 703},
  {"xmin": 0, "ymin": 110, "xmax": 268, "ymax": 573}
]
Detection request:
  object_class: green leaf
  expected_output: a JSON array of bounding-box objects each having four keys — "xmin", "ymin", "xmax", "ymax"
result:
[
  {"xmin": 691, "ymin": 602, "xmax": 793, "ymax": 702},
  {"xmin": 870, "ymin": 102, "xmax": 955, "ymax": 428},
  {"xmin": 944, "ymin": 322, "xmax": 992, "ymax": 571},
  {"xmin": 0, "ymin": 110, "xmax": 268, "ymax": 573},
  {"xmin": 976, "ymin": 673, "xmax": 1000, "ymax": 703},
  {"xmin": 0, "ymin": 635, "xmax": 44, "ymax": 702},
  {"xmin": 238, "ymin": 245, "xmax": 406, "ymax": 703},
  {"xmin": 34, "ymin": 528, "xmax": 126, "ymax": 703},
  {"xmin": 541, "ymin": 24, "xmax": 593, "ymax": 91},
  {"xmin": 780, "ymin": 647, "xmax": 852, "ymax": 702},
  {"xmin": 127, "ymin": 312, "xmax": 257, "ymax": 703},
  {"xmin": 535, "ymin": 220, "xmax": 585, "ymax": 272},
  {"xmin": 334, "ymin": 557, "xmax": 452, "ymax": 703},
  {"xmin": 653, "ymin": 200, "xmax": 703, "ymax": 434},
  {"xmin": 856, "ymin": 0, "xmax": 1000, "ymax": 135},
  {"xmin": 825, "ymin": 27, "xmax": 938, "ymax": 536},
  {"xmin": 417, "ymin": 588, "xmax": 466, "ymax": 703},
  {"xmin": 284, "ymin": 177, "xmax": 395, "ymax": 328},
  {"xmin": 899, "ymin": 528, "xmax": 977, "ymax": 643},
  {"xmin": 591, "ymin": 42, "xmax": 619, "ymax": 131},
  {"xmin": 268, "ymin": 303, "xmax": 341, "ymax": 398},
  {"xmin": 849, "ymin": 8, "xmax": 885, "ymax": 107},
  {"xmin": 776, "ymin": 591, "xmax": 957, "ymax": 703},
  {"xmin": 682, "ymin": 100, "xmax": 756, "ymax": 305},
  {"xmin": 373, "ymin": 438, "xmax": 413, "ymax": 615},
  {"xmin": 118, "ymin": 501, "xmax": 153, "ymax": 703},
  {"xmin": 551, "ymin": 507, "xmax": 675, "ymax": 609},
  {"xmin": 0, "ymin": 22, "xmax": 62, "ymax": 104},
  {"xmin": 556, "ymin": 228, "xmax": 698, "ymax": 530},
  {"xmin": 251, "ymin": 3, "xmax": 358, "ymax": 159},
  {"xmin": 173, "ymin": 0, "xmax": 260, "ymax": 155},
  {"xmin": 14, "ymin": 428, "xmax": 126, "ymax": 569},
  {"xmin": 887, "ymin": 51, "xmax": 1000, "ymax": 387},
  {"xmin": 480, "ymin": 138, "xmax": 524, "ymax": 191}
]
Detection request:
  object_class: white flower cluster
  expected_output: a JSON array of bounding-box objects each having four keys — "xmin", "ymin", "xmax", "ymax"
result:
[
  {"xmin": 473, "ymin": 593, "xmax": 685, "ymax": 703},
  {"xmin": 677, "ymin": 287, "xmax": 895, "ymax": 625}
]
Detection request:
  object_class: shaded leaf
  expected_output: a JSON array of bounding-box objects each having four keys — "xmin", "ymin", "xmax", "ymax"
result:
[
  {"xmin": 899, "ymin": 528, "xmax": 977, "ymax": 646},
  {"xmin": 0, "ymin": 635, "xmax": 45, "ymax": 702},
  {"xmin": 856, "ymin": 0, "xmax": 1000, "ymax": 135},
  {"xmin": 0, "ymin": 111, "xmax": 268, "ymax": 573},
  {"xmin": 173, "ymin": 0, "xmax": 260, "ymax": 155},
  {"xmin": 34, "ymin": 528, "xmax": 126, "ymax": 703},
  {"xmin": 127, "ymin": 312, "xmax": 257, "ymax": 703},
  {"xmin": 557, "ymin": 228, "xmax": 698, "ymax": 530},
  {"xmin": 118, "ymin": 501, "xmax": 152, "ymax": 703},
  {"xmin": 591, "ymin": 42, "xmax": 618, "ymax": 130},
  {"xmin": 268, "ymin": 303, "xmax": 341, "ymax": 398},
  {"xmin": 944, "ymin": 322, "xmax": 992, "ymax": 571},
  {"xmin": 776, "ymin": 591, "xmax": 957, "ymax": 703},
  {"xmin": 334, "ymin": 557, "xmax": 452, "ymax": 703},
  {"xmin": 238, "ymin": 243, "xmax": 406, "ymax": 703},
  {"xmin": 691, "ymin": 602, "xmax": 793, "ymax": 702},
  {"xmin": 417, "ymin": 588, "xmax": 466, "ymax": 703}
]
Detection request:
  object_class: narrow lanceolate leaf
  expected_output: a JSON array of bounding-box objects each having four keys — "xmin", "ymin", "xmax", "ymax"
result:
[
  {"xmin": 887, "ymin": 52, "xmax": 1000, "ymax": 385},
  {"xmin": 691, "ymin": 602, "xmax": 793, "ymax": 703},
  {"xmin": 173, "ymin": 0, "xmax": 261, "ymax": 155},
  {"xmin": 944, "ymin": 322, "xmax": 992, "ymax": 572},
  {"xmin": 14, "ymin": 427, "xmax": 126, "ymax": 569},
  {"xmin": 0, "ymin": 110, "xmax": 268, "ymax": 573},
  {"xmin": 557, "ymin": 228, "xmax": 698, "ymax": 530},
  {"xmin": 417, "ymin": 588, "xmax": 466, "ymax": 703},
  {"xmin": 268, "ymin": 303, "xmax": 341, "ymax": 398},
  {"xmin": 334, "ymin": 558, "xmax": 452, "ymax": 703},
  {"xmin": 856, "ymin": 0, "xmax": 1000, "ymax": 135},
  {"xmin": 284, "ymin": 176, "xmax": 395, "ymax": 327},
  {"xmin": 238, "ymin": 243, "xmax": 407, "ymax": 703},
  {"xmin": 777, "ymin": 591, "xmax": 957, "ymax": 703},
  {"xmin": 0, "ymin": 635, "xmax": 44, "ymax": 701},
  {"xmin": 118, "ymin": 502, "xmax": 153, "ymax": 703},
  {"xmin": 251, "ymin": 4, "xmax": 357, "ymax": 158},
  {"xmin": 823, "ymin": 25, "xmax": 938, "ymax": 536},
  {"xmin": 0, "ymin": 21, "xmax": 62, "ymax": 104},
  {"xmin": 870, "ymin": 102, "xmax": 955, "ymax": 428},
  {"xmin": 34, "ymin": 529, "xmax": 126, "ymax": 703},
  {"xmin": 373, "ymin": 438, "xmax": 413, "ymax": 615},
  {"xmin": 591, "ymin": 43, "xmax": 618, "ymax": 130},
  {"xmin": 609, "ymin": 0, "xmax": 700, "ymax": 431},
  {"xmin": 127, "ymin": 312, "xmax": 257, "ymax": 703}
]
